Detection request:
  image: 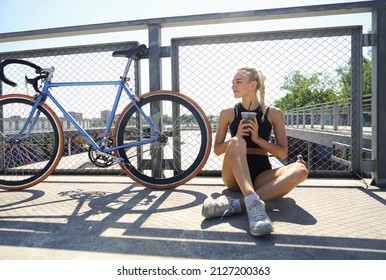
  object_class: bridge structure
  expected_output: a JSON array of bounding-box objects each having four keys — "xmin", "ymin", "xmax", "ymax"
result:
[
  {"xmin": 0, "ymin": 1, "xmax": 385, "ymax": 187},
  {"xmin": 283, "ymin": 94, "xmax": 372, "ymax": 173}
]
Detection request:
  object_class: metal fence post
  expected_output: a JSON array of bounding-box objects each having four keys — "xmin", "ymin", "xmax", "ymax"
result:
[
  {"xmin": 311, "ymin": 107, "xmax": 314, "ymax": 128},
  {"xmin": 351, "ymin": 27, "xmax": 363, "ymax": 175},
  {"xmin": 371, "ymin": 7, "xmax": 386, "ymax": 187},
  {"xmin": 333, "ymin": 102, "xmax": 339, "ymax": 131},
  {"xmin": 148, "ymin": 24, "xmax": 162, "ymax": 91},
  {"xmin": 148, "ymin": 24, "xmax": 163, "ymax": 177}
]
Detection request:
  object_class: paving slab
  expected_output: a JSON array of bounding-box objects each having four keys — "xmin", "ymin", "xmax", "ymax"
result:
[{"xmin": 0, "ymin": 175, "xmax": 385, "ymax": 260}]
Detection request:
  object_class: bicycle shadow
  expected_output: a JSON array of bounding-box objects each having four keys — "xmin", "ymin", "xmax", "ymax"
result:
[
  {"xmin": 53, "ymin": 185, "xmax": 208, "ymax": 229},
  {"xmin": 0, "ymin": 182, "xmax": 209, "ymax": 258},
  {"xmin": 0, "ymin": 190, "xmax": 45, "ymax": 210}
]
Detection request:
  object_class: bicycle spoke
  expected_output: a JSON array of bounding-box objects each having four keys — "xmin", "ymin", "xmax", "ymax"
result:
[
  {"xmin": 115, "ymin": 91, "xmax": 211, "ymax": 189},
  {"xmin": 0, "ymin": 95, "xmax": 63, "ymax": 190}
]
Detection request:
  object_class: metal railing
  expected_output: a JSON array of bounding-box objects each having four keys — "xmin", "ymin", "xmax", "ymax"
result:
[
  {"xmin": 283, "ymin": 94, "xmax": 372, "ymax": 175},
  {"xmin": 0, "ymin": 28, "xmax": 368, "ymax": 177},
  {"xmin": 284, "ymin": 94, "xmax": 372, "ymax": 130},
  {"xmin": 1, "ymin": 1, "xmax": 386, "ymax": 185}
]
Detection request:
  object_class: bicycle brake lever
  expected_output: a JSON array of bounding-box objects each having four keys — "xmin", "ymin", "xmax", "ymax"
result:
[{"xmin": 25, "ymin": 74, "xmax": 47, "ymax": 93}]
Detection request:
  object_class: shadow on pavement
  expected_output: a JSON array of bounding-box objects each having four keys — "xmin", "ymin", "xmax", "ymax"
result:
[{"xmin": 0, "ymin": 180, "xmax": 386, "ymax": 260}]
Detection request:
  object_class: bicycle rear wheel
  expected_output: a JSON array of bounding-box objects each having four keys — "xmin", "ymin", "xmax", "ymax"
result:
[
  {"xmin": 114, "ymin": 90, "xmax": 212, "ymax": 189},
  {"xmin": 0, "ymin": 94, "xmax": 64, "ymax": 190}
]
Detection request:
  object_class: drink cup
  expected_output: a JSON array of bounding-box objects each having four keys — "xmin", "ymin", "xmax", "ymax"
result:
[
  {"xmin": 241, "ymin": 112, "xmax": 256, "ymax": 135},
  {"xmin": 241, "ymin": 112, "xmax": 257, "ymax": 123}
]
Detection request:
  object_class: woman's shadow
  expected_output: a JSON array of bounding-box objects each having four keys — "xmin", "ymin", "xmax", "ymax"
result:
[{"xmin": 265, "ymin": 196, "xmax": 317, "ymax": 225}]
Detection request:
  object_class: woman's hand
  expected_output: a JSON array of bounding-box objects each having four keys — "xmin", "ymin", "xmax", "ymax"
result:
[
  {"xmin": 249, "ymin": 116, "xmax": 260, "ymax": 143},
  {"xmin": 236, "ymin": 119, "xmax": 251, "ymax": 138},
  {"xmin": 296, "ymin": 155, "xmax": 308, "ymax": 167}
]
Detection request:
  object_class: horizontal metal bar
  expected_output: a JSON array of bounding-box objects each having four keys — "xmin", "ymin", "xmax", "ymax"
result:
[
  {"xmin": 331, "ymin": 155, "xmax": 351, "ymax": 167},
  {"xmin": 160, "ymin": 46, "xmax": 171, "ymax": 58},
  {"xmin": 1, "ymin": 1, "xmax": 384, "ymax": 43},
  {"xmin": 363, "ymin": 33, "xmax": 376, "ymax": 46}
]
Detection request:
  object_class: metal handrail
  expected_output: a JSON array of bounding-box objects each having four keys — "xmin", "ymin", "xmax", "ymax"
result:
[{"xmin": 284, "ymin": 94, "xmax": 372, "ymax": 130}]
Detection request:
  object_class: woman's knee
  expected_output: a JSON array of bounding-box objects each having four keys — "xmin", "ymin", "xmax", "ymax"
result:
[
  {"xmin": 293, "ymin": 162, "xmax": 308, "ymax": 182},
  {"xmin": 227, "ymin": 136, "xmax": 247, "ymax": 155}
]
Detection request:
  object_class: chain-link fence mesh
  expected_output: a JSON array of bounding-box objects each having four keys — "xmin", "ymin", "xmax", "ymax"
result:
[
  {"xmin": 0, "ymin": 27, "xmax": 368, "ymax": 177},
  {"xmin": 171, "ymin": 27, "xmax": 366, "ymax": 176},
  {"xmin": 0, "ymin": 42, "xmax": 139, "ymax": 174}
]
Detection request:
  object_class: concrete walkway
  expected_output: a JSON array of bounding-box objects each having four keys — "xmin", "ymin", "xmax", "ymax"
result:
[{"xmin": 0, "ymin": 175, "xmax": 385, "ymax": 260}]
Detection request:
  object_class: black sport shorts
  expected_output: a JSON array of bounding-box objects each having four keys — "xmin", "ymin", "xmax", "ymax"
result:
[{"xmin": 246, "ymin": 154, "xmax": 272, "ymax": 182}]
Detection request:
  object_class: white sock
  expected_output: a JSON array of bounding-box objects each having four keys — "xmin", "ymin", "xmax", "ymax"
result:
[{"xmin": 244, "ymin": 193, "xmax": 259, "ymax": 207}]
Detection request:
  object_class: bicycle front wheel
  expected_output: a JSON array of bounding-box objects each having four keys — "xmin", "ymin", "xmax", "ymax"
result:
[
  {"xmin": 114, "ymin": 90, "xmax": 212, "ymax": 189},
  {"xmin": 0, "ymin": 94, "xmax": 64, "ymax": 190}
]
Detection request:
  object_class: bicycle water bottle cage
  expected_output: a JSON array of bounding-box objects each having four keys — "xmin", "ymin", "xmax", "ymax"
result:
[{"xmin": 112, "ymin": 44, "xmax": 149, "ymax": 60}]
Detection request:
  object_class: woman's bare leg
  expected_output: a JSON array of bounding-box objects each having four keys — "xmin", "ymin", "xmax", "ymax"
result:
[
  {"xmin": 222, "ymin": 137, "xmax": 255, "ymax": 197},
  {"xmin": 204, "ymin": 136, "xmax": 273, "ymax": 236},
  {"xmin": 254, "ymin": 162, "xmax": 308, "ymax": 202},
  {"xmin": 223, "ymin": 151, "xmax": 308, "ymax": 211}
]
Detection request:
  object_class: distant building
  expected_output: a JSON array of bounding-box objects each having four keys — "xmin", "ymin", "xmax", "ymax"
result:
[
  {"xmin": 68, "ymin": 111, "xmax": 83, "ymax": 123},
  {"xmin": 101, "ymin": 110, "xmax": 111, "ymax": 125}
]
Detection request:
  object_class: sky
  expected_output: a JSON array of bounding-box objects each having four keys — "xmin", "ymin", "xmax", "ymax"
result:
[
  {"xmin": 0, "ymin": 0, "xmax": 372, "ymax": 52},
  {"xmin": 0, "ymin": 0, "xmax": 373, "ymax": 116},
  {"xmin": 0, "ymin": 0, "xmax": 372, "ymax": 31}
]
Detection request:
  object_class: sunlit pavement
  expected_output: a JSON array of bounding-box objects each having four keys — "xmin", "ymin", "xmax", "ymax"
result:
[{"xmin": 0, "ymin": 175, "xmax": 385, "ymax": 260}]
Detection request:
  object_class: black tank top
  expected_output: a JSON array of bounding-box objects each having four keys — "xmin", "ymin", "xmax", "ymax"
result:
[{"xmin": 229, "ymin": 103, "xmax": 272, "ymax": 149}]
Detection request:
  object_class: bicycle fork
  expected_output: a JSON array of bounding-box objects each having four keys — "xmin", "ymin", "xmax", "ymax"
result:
[{"xmin": 10, "ymin": 96, "xmax": 44, "ymax": 143}]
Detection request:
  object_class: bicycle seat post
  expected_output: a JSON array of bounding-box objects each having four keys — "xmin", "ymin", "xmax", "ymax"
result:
[{"xmin": 121, "ymin": 58, "xmax": 133, "ymax": 82}]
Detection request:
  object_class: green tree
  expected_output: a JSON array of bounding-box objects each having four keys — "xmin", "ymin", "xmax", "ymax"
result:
[
  {"xmin": 162, "ymin": 114, "xmax": 173, "ymax": 125},
  {"xmin": 275, "ymin": 71, "xmax": 339, "ymax": 110},
  {"xmin": 7, "ymin": 115, "xmax": 24, "ymax": 121},
  {"xmin": 336, "ymin": 56, "xmax": 372, "ymax": 100}
]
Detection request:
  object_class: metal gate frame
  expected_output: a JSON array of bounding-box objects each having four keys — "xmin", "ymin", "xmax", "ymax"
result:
[{"xmin": 171, "ymin": 26, "xmax": 364, "ymax": 177}]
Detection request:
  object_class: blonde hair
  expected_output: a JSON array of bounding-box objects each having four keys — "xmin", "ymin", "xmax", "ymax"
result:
[{"xmin": 237, "ymin": 67, "xmax": 267, "ymax": 120}]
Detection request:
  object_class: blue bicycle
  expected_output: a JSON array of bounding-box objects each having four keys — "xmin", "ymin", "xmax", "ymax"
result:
[{"xmin": 0, "ymin": 44, "xmax": 212, "ymax": 190}]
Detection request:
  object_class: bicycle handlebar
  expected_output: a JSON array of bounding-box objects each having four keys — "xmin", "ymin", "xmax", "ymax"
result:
[
  {"xmin": 0, "ymin": 59, "xmax": 43, "ymax": 87},
  {"xmin": 0, "ymin": 59, "xmax": 52, "ymax": 92}
]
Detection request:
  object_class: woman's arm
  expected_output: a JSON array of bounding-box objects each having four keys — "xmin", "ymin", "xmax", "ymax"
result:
[{"xmin": 213, "ymin": 109, "xmax": 233, "ymax": 156}]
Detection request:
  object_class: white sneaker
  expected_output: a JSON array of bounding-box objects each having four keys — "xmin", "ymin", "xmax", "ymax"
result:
[
  {"xmin": 202, "ymin": 195, "xmax": 237, "ymax": 219},
  {"xmin": 246, "ymin": 199, "xmax": 274, "ymax": 236}
]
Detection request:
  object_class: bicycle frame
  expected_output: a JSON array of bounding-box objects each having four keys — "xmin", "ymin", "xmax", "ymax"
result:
[
  {"xmin": 0, "ymin": 44, "xmax": 212, "ymax": 190},
  {"xmin": 23, "ymin": 70, "xmax": 160, "ymax": 154}
]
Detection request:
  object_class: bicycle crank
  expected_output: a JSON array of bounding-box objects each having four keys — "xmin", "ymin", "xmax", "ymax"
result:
[{"xmin": 88, "ymin": 147, "xmax": 123, "ymax": 167}]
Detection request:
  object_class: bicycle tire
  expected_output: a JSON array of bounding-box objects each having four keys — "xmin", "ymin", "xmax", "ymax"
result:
[
  {"xmin": 114, "ymin": 90, "xmax": 212, "ymax": 189},
  {"xmin": 0, "ymin": 94, "xmax": 64, "ymax": 190}
]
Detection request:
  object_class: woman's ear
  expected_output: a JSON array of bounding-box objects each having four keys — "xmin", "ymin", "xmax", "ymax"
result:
[{"xmin": 251, "ymin": 80, "xmax": 258, "ymax": 90}]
